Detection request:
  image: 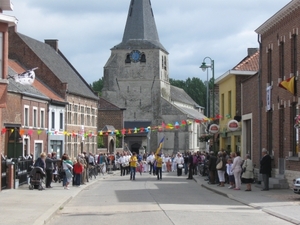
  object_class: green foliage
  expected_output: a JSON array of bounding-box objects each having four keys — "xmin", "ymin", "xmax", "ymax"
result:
[
  {"xmin": 98, "ymin": 136, "xmax": 105, "ymax": 148},
  {"xmin": 90, "ymin": 77, "xmax": 104, "ymax": 96},
  {"xmin": 170, "ymin": 77, "xmax": 208, "ymax": 108},
  {"xmin": 199, "ymin": 134, "xmax": 212, "ymax": 142}
]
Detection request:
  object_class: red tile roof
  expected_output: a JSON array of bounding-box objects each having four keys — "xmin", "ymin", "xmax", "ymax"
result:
[{"xmin": 233, "ymin": 51, "xmax": 259, "ymax": 71}]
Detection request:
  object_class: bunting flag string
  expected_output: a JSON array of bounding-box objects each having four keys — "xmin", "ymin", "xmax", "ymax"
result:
[{"xmin": 0, "ymin": 116, "xmax": 220, "ymax": 137}]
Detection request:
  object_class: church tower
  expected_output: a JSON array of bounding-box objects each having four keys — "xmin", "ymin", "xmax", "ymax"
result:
[
  {"xmin": 102, "ymin": 0, "xmax": 170, "ymax": 153},
  {"xmin": 102, "ymin": 0, "xmax": 207, "ymax": 154}
]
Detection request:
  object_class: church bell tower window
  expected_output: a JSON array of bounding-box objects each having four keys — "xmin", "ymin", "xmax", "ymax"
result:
[
  {"xmin": 125, "ymin": 54, "xmax": 131, "ymax": 63},
  {"xmin": 140, "ymin": 53, "xmax": 146, "ymax": 63}
]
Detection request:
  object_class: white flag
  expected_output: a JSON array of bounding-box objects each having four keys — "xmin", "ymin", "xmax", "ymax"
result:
[{"xmin": 11, "ymin": 67, "xmax": 38, "ymax": 85}]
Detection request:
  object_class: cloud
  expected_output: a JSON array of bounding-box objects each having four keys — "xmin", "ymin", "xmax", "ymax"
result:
[{"xmin": 7, "ymin": 0, "xmax": 289, "ymax": 84}]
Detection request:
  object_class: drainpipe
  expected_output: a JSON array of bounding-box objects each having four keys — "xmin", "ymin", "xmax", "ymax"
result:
[{"xmin": 258, "ymin": 33, "xmax": 262, "ymax": 160}]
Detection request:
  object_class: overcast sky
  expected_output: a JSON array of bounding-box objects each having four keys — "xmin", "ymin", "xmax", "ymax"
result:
[{"xmin": 7, "ymin": 0, "xmax": 289, "ymax": 84}]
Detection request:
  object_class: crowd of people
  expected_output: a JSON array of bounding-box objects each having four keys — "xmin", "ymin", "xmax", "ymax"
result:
[
  {"xmin": 205, "ymin": 148, "xmax": 272, "ymax": 191},
  {"xmin": 31, "ymin": 148, "xmax": 272, "ymax": 191}
]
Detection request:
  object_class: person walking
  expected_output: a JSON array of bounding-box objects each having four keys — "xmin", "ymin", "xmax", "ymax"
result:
[
  {"xmin": 129, "ymin": 152, "xmax": 137, "ymax": 180},
  {"xmin": 187, "ymin": 152, "xmax": 194, "ymax": 180},
  {"xmin": 241, "ymin": 154, "xmax": 254, "ymax": 191},
  {"xmin": 260, "ymin": 148, "xmax": 272, "ymax": 191},
  {"xmin": 147, "ymin": 152, "xmax": 155, "ymax": 175},
  {"xmin": 231, "ymin": 152, "xmax": 243, "ymax": 190},
  {"xmin": 156, "ymin": 154, "xmax": 163, "ymax": 180}
]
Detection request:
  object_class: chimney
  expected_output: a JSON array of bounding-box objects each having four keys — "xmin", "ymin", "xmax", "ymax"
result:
[
  {"xmin": 45, "ymin": 39, "xmax": 58, "ymax": 52},
  {"xmin": 247, "ymin": 48, "xmax": 258, "ymax": 57}
]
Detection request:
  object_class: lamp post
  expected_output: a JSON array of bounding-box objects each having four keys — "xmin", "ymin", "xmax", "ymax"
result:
[{"xmin": 200, "ymin": 57, "xmax": 215, "ymax": 152}]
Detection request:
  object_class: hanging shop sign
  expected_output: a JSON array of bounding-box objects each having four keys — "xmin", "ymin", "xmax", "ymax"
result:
[
  {"xmin": 227, "ymin": 120, "xmax": 239, "ymax": 131},
  {"xmin": 209, "ymin": 124, "xmax": 219, "ymax": 134}
]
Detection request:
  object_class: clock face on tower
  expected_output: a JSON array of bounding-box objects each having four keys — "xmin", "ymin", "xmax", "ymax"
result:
[{"xmin": 130, "ymin": 50, "xmax": 141, "ymax": 63}]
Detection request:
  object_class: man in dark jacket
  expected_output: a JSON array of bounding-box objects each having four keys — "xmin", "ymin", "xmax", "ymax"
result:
[
  {"xmin": 260, "ymin": 148, "xmax": 272, "ymax": 191},
  {"xmin": 45, "ymin": 153, "xmax": 58, "ymax": 188},
  {"xmin": 187, "ymin": 152, "xmax": 194, "ymax": 180},
  {"xmin": 207, "ymin": 151, "xmax": 217, "ymax": 184}
]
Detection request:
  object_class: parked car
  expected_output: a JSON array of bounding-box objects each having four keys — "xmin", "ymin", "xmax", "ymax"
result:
[{"xmin": 293, "ymin": 178, "xmax": 300, "ymax": 194}]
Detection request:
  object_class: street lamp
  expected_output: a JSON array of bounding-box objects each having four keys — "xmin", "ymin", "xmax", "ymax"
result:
[
  {"xmin": 200, "ymin": 57, "xmax": 215, "ymax": 120},
  {"xmin": 203, "ymin": 73, "xmax": 210, "ymax": 117},
  {"xmin": 200, "ymin": 57, "xmax": 215, "ymax": 153}
]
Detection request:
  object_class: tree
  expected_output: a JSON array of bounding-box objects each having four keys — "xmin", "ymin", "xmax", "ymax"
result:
[
  {"xmin": 90, "ymin": 77, "xmax": 103, "ymax": 96},
  {"xmin": 170, "ymin": 77, "xmax": 207, "ymax": 108}
]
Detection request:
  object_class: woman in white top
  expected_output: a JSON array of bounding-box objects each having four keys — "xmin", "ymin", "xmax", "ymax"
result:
[
  {"xmin": 118, "ymin": 154, "xmax": 125, "ymax": 176},
  {"xmin": 175, "ymin": 153, "xmax": 184, "ymax": 176},
  {"xmin": 231, "ymin": 152, "xmax": 243, "ymax": 190}
]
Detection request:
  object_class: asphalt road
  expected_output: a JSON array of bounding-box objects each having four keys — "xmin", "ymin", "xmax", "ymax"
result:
[{"xmin": 48, "ymin": 172, "xmax": 293, "ymax": 225}]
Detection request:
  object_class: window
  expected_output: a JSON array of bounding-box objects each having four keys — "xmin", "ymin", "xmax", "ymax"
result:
[
  {"xmin": 74, "ymin": 113, "xmax": 78, "ymax": 125},
  {"xmin": 279, "ymin": 41, "xmax": 284, "ymax": 79},
  {"xmin": 221, "ymin": 94, "xmax": 224, "ymax": 119},
  {"xmin": 228, "ymin": 91, "xmax": 232, "ymax": 117},
  {"xmin": 33, "ymin": 107, "xmax": 37, "ymax": 128},
  {"xmin": 92, "ymin": 116, "xmax": 95, "ymax": 125},
  {"xmin": 67, "ymin": 112, "xmax": 71, "ymax": 124},
  {"xmin": 267, "ymin": 47, "xmax": 273, "ymax": 84},
  {"xmin": 51, "ymin": 111, "xmax": 55, "ymax": 130},
  {"xmin": 81, "ymin": 113, "xmax": 84, "ymax": 125},
  {"xmin": 40, "ymin": 109, "xmax": 45, "ymax": 128},
  {"xmin": 291, "ymin": 33, "xmax": 297, "ymax": 75},
  {"xmin": 140, "ymin": 53, "xmax": 146, "ymax": 63},
  {"xmin": 24, "ymin": 106, "xmax": 29, "ymax": 127},
  {"xmin": 86, "ymin": 107, "xmax": 90, "ymax": 114},
  {"xmin": 125, "ymin": 54, "xmax": 131, "ymax": 63},
  {"xmin": 59, "ymin": 112, "xmax": 63, "ymax": 130},
  {"xmin": 87, "ymin": 115, "xmax": 90, "ymax": 126},
  {"xmin": 68, "ymin": 104, "xmax": 72, "ymax": 111}
]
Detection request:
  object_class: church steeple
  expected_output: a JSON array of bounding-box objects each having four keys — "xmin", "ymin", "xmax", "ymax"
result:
[{"xmin": 113, "ymin": 0, "xmax": 167, "ymax": 52}]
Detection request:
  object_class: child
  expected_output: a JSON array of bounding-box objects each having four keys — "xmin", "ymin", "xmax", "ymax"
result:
[
  {"xmin": 137, "ymin": 161, "xmax": 144, "ymax": 175},
  {"xmin": 226, "ymin": 158, "xmax": 235, "ymax": 189}
]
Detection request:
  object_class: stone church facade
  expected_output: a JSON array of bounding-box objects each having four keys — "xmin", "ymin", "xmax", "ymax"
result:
[{"xmin": 102, "ymin": 0, "xmax": 207, "ymax": 154}]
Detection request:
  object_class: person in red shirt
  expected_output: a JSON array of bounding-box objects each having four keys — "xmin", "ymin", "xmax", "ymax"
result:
[{"xmin": 73, "ymin": 159, "xmax": 83, "ymax": 187}]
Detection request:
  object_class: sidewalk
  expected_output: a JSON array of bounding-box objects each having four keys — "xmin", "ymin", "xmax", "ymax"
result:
[
  {"xmin": 0, "ymin": 172, "xmax": 116, "ymax": 225},
  {"xmin": 193, "ymin": 175, "xmax": 300, "ymax": 225}
]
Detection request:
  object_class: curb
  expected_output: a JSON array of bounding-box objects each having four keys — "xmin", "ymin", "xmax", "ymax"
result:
[{"xmin": 195, "ymin": 178, "xmax": 300, "ymax": 225}]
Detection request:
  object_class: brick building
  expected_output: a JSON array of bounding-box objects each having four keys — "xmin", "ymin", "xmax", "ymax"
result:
[
  {"xmin": 255, "ymin": 0, "xmax": 300, "ymax": 186},
  {"xmin": 8, "ymin": 26, "xmax": 99, "ymax": 159},
  {"xmin": 0, "ymin": 0, "xmax": 18, "ymax": 190}
]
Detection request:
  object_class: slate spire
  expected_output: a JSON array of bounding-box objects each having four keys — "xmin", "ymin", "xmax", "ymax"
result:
[{"xmin": 114, "ymin": 0, "xmax": 167, "ymax": 52}]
